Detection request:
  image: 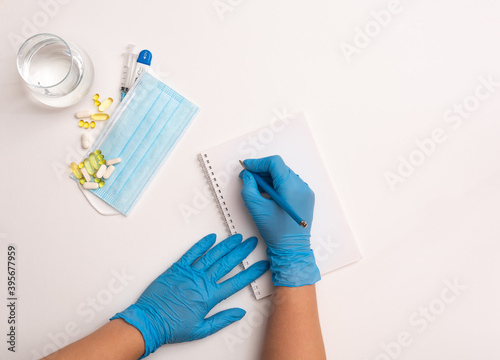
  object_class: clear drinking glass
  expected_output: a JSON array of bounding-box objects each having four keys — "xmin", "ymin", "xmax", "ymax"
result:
[{"xmin": 17, "ymin": 33, "xmax": 94, "ymax": 108}]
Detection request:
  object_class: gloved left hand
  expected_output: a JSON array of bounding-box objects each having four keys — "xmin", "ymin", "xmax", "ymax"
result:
[{"xmin": 111, "ymin": 233, "xmax": 269, "ymax": 359}]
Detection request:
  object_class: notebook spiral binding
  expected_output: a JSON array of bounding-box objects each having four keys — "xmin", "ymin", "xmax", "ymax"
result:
[
  {"xmin": 197, "ymin": 153, "xmax": 261, "ymax": 298},
  {"xmin": 197, "ymin": 153, "xmax": 237, "ymax": 236}
]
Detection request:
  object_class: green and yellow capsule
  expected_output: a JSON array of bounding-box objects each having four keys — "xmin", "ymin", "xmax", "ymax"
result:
[
  {"xmin": 84, "ymin": 158, "xmax": 95, "ymax": 175},
  {"xmin": 89, "ymin": 153, "xmax": 99, "ymax": 170}
]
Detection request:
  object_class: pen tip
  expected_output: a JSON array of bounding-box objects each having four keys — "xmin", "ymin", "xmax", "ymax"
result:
[
  {"xmin": 239, "ymin": 160, "xmax": 245, "ymax": 168},
  {"xmin": 300, "ymin": 221, "xmax": 308, "ymax": 228}
]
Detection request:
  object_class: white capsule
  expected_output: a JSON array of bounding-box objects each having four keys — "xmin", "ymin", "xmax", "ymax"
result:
[
  {"xmin": 106, "ymin": 158, "xmax": 121, "ymax": 166},
  {"xmin": 83, "ymin": 182, "xmax": 98, "ymax": 189},
  {"xmin": 75, "ymin": 110, "xmax": 92, "ymax": 119},
  {"xmin": 81, "ymin": 167, "xmax": 91, "ymax": 182},
  {"xmin": 96, "ymin": 164, "xmax": 107, "ymax": 178},
  {"xmin": 81, "ymin": 133, "xmax": 90, "ymax": 149},
  {"xmin": 103, "ymin": 165, "xmax": 115, "ymax": 179}
]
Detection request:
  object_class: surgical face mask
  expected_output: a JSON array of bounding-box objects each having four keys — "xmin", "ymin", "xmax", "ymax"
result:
[{"xmin": 78, "ymin": 72, "xmax": 199, "ymax": 215}]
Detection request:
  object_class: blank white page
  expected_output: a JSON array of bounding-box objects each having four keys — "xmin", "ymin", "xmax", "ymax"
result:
[{"xmin": 199, "ymin": 113, "xmax": 361, "ymax": 299}]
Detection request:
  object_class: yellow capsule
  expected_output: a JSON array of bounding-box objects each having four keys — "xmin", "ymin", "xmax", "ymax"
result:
[
  {"xmin": 84, "ymin": 121, "xmax": 89, "ymax": 129},
  {"xmin": 90, "ymin": 113, "xmax": 109, "ymax": 121},
  {"xmin": 98, "ymin": 97, "xmax": 113, "ymax": 112},
  {"xmin": 98, "ymin": 159, "xmax": 106, "ymax": 165},
  {"xmin": 70, "ymin": 162, "xmax": 83, "ymax": 179},
  {"xmin": 79, "ymin": 179, "xmax": 85, "ymax": 185},
  {"xmin": 84, "ymin": 158, "xmax": 95, "ymax": 175},
  {"xmin": 94, "ymin": 150, "xmax": 101, "ymax": 155},
  {"xmin": 89, "ymin": 153, "xmax": 99, "ymax": 170},
  {"xmin": 94, "ymin": 100, "xmax": 101, "ymax": 107},
  {"xmin": 93, "ymin": 94, "xmax": 99, "ymax": 101},
  {"xmin": 78, "ymin": 120, "xmax": 84, "ymax": 127},
  {"xmin": 90, "ymin": 121, "xmax": 96, "ymax": 129},
  {"xmin": 78, "ymin": 162, "xmax": 84, "ymax": 169},
  {"xmin": 97, "ymin": 154, "xmax": 104, "ymax": 160},
  {"xmin": 99, "ymin": 181, "xmax": 105, "ymax": 188},
  {"xmin": 94, "ymin": 177, "xmax": 100, "ymax": 183}
]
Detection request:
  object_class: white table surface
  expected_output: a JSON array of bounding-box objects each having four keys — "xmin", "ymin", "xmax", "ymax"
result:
[{"xmin": 2, "ymin": 0, "xmax": 500, "ymax": 359}]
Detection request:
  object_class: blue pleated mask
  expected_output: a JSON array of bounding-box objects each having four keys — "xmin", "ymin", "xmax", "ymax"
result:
[{"xmin": 78, "ymin": 72, "xmax": 199, "ymax": 215}]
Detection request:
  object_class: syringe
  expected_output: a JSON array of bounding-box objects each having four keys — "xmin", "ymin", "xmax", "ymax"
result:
[{"xmin": 120, "ymin": 44, "xmax": 137, "ymax": 101}]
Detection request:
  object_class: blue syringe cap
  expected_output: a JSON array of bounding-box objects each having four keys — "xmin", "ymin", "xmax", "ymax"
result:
[{"xmin": 137, "ymin": 50, "xmax": 152, "ymax": 66}]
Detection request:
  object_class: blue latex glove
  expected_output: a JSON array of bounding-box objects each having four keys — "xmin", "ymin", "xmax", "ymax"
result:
[
  {"xmin": 239, "ymin": 155, "xmax": 320, "ymax": 287},
  {"xmin": 111, "ymin": 233, "xmax": 269, "ymax": 358}
]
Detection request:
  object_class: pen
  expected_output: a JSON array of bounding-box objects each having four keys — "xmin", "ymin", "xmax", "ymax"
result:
[{"xmin": 239, "ymin": 160, "xmax": 308, "ymax": 228}]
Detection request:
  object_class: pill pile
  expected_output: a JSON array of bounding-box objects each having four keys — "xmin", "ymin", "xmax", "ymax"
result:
[
  {"xmin": 75, "ymin": 93, "xmax": 114, "ymax": 149},
  {"xmin": 74, "ymin": 110, "xmax": 110, "ymax": 129},
  {"xmin": 70, "ymin": 149, "xmax": 121, "ymax": 190},
  {"xmin": 70, "ymin": 94, "xmax": 119, "ymax": 190},
  {"xmin": 75, "ymin": 94, "xmax": 113, "ymax": 130}
]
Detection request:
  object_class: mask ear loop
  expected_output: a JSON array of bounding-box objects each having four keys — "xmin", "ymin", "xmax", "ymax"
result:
[{"xmin": 77, "ymin": 183, "xmax": 120, "ymax": 216}]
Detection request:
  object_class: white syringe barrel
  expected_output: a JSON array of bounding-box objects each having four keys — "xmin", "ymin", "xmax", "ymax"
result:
[{"xmin": 120, "ymin": 44, "xmax": 137, "ymax": 89}]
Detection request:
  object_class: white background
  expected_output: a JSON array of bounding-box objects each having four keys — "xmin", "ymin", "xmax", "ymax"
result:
[{"xmin": 1, "ymin": 0, "xmax": 500, "ymax": 359}]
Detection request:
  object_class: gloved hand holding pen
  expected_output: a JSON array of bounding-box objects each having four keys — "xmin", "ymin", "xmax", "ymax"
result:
[
  {"xmin": 239, "ymin": 155, "xmax": 321, "ymax": 287},
  {"xmin": 240, "ymin": 155, "xmax": 326, "ymax": 360}
]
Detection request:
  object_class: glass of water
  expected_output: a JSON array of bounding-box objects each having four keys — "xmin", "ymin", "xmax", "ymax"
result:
[{"xmin": 17, "ymin": 33, "xmax": 94, "ymax": 108}]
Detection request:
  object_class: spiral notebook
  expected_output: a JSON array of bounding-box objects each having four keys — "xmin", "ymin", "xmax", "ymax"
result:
[{"xmin": 198, "ymin": 113, "xmax": 361, "ymax": 299}]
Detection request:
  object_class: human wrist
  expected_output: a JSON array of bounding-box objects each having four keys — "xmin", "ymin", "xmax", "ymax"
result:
[
  {"xmin": 110, "ymin": 304, "xmax": 162, "ymax": 359},
  {"xmin": 266, "ymin": 247, "xmax": 321, "ymax": 287},
  {"xmin": 108, "ymin": 318, "xmax": 146, "ymax": 359}
]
